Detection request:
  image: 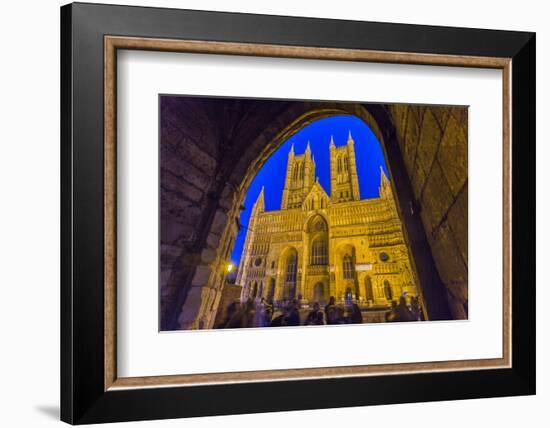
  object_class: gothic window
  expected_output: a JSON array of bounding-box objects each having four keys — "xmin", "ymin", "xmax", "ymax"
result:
[
  {"xmin": 258, "ymin": 282, "xmax": 264, "ymax": 298},
  {"xmin": 344, "ymin": 156, "xmax": 349, "ymax": 172},
  {"xmin": 311, "ymin": 237, "xmax": 328, "ymax": 265},
  {"xmin": 271, "ymin": 261, "xmax": 275, "ymax": 269},
  {"xmin": 284, "ymin": 253, "xmax": 297, "ymax": 300},
  {"xmin": 365, "ymin": 276, "xmax": 374, "ymax": 301},
  {"xmin": 285, "ymin": 254, "xmax": 297, "ymax": 284},
  {"xmin": 300, "ymin": 162, "xmax": 305, "ymax": 180},
  {"xmin": 337, "ymin": 156, "xmax": 342, "ymax": 173},
  {"xmin": 384, "ymin": 280, "xmax": 393, "ymax": 300},
  {"xmin": 343, "ymin": 254, "xmax": 354, "ymax": 279}
]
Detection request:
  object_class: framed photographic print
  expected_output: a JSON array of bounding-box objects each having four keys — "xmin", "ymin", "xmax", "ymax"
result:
[{"xmin": 60, "ymin": 2, "xmax": 535, "ymax": 424}]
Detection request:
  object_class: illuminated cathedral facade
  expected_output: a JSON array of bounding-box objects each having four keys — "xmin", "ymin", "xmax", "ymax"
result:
[{"xmin": 236, "ymin": 133, "xmax": 419, "ymax": 306}]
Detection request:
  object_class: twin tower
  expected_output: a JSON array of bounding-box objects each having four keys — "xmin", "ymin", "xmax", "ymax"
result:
[{"xmin": 281, "ymin": 131, "xmax": 361, "ymax": 210}]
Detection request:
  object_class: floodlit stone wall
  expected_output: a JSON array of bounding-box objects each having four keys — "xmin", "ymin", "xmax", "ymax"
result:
[{"xmin": 388, "ymin": 105, "xmax": 468, "ymax": 319}]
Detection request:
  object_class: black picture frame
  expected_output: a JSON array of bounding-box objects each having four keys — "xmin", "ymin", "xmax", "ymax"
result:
[{"xmin": 61, "ymin": 2, "xmax": 535, "ymax": 424}]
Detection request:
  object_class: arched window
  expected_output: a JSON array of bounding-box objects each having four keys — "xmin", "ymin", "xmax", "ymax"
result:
[
  {"xmin": 285, "ymin": 254, "xmax": 297, "ymax": 284},
  {"xmin": 258, "ymin": 282, "xmax": 264, "ymax": 298},
  {"xmin": 343, "ymin": 254, "xmax": 354, "ymax": 279},
  {"xmin": 300, "ymin": 162, "xmax": 305, "ymax": 180},
  {"xmin": 365, "ymin": 276, "xmax": 374, "ymax": 301},
  {"xmin": 384, "ymin": 280, "xmax": 393, "ymax": 300},
  {"xmin": 311, "ymin": 237, "xmax": 328, "ymax": 265},
  {"xmin": 284, "ymin": 253, "xmax": 297, "ymax": 300},
  {"xmin": 337, "ymin": 156, "xmax": 342, "ymax": 173},
  {"xmin": 344, "ymin": 156, "xmax": 349, "ymax": 172}
]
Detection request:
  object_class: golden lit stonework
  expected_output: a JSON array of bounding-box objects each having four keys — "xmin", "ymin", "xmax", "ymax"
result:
[{"xmin": 236, "ymin": 133, "xmax": 419, "ymax": 307}]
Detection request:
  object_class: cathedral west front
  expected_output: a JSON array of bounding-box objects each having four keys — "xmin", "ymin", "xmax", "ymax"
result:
[{"xmin": 236, "ymin": 132, "xmax": 420, "ymax": 307}]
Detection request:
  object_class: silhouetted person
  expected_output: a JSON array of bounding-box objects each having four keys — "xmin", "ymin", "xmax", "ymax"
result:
[
  {"xmin": 217, "ymin": 301, "xmax": 239, "ymax": 328},
  {"xmin": 325, "ymin": 296, "xmax": 338, "ymax": 325},
  {"xmin": 263, "ymin": 307, "xmax": 273, "ymax": 327},
  {"xmin": 305, "ymin": 302, "xmax": 321, "ymax": 325},
  {"xmin": 314, "ymin": 311, "xmax": 325, "ymax": 325},
  {"xmin": 336, "ymin": 306, "xmax": 347, "ymax": 324},
  {"xmin": 350, "ymin": 303, "xmax": 363, "ymax": 324},
  {"xmin": 286, "ymin": 301, "xmax": 300, "ymax": 326},
  {"xmin": 395, "ymin": 296, "xmax": 415, "ymax": 322},
  {"xmin": 270, "ymin": 312, "xmax": 285, "ymax": 327},
  {"xmin": 386, "ymin": 297, "xmax": 414, "ymax": 322},
  {"xmin": 410, "ymin": 296, "xmax": 420, "ymax": 321},
  {"xmin": 385, "ymin": 301, "xmax": 398, "ymax": 322},
  {"xmin": 225, "ymin": 298, "xmax": 255, "ymax": 328},
  {"xmin": 254, "ymin": 298, "xmax": 267, "ymax": 327}
]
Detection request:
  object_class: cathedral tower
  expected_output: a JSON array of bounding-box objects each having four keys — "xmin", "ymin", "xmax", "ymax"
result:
[
  {"xmin": 329, "ymin": 131, "xmax": 361, "ymax": 203},
  {"xmin": 281, "ymin": 142, "xmax": 316, "ymax": 209}
]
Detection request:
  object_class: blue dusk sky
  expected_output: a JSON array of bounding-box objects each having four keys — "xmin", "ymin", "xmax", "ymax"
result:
[{"xmin": 230, "ymin": 115, "xmax": 389, "ymax": 266}]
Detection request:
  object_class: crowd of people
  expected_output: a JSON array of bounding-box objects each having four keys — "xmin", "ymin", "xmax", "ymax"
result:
[{"xmin": 216, "ymin": 295, "xmax": 422, "ymax": 329}]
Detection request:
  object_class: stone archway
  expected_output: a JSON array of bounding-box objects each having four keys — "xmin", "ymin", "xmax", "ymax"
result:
[
  {"xmin": 277, "ymin": 246, "xmax": 299, "ymax": 302},
  {"xmin": 333, "ymin": 243, "xmax": 358, "ymax": 302},
  {"xmin": 161, "ymin": 97, "xmax": 466, "ymax": 330},
  {"xmin": 313, "ymin": 282, "xmax": 325, "ymax": 304}
]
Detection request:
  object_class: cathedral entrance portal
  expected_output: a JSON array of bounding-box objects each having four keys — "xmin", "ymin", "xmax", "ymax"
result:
[
  {"xmin": 283, "ymin": 252, "xmax": 297, "ymax": 301},
  {"xmin": 345, "ymin": 287, "xmax": 353, "ymax": 304},
  {"xmin": 313, "ymin": 282, "xmax": 325, "ymax": 304}
]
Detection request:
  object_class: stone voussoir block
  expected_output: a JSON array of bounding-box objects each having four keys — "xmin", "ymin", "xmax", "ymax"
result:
[
  {"xmin": 206, "ymin": 232, "xmax": 221, "ymax": 249},
  {"xmin": 201, "ymin": 247, "xmax": 218, "ymax": 264},
  {"xmin": 415, "ymin": 109, "xmax": 442, "ymax": 175},
  {"xmin": 420, "ymin": 161, "xmax": 454, "ymax": 232},
  {"xmin": 210, "ymin": 210, "xmax": 228, "ymax": 235},
  {"xmin": 437, "ymin": 114, "xmax": 468, "ymax": 197},
  {"xmin": 191, "ymin": 264, "xmax": 212, "ymax": 287},
  {"xmin": 429, "ymin": 221, "xmax": 468, "ymax": 287},
  {"xmin": 178, "ymin": 285, "xmax": 211, "ymax": 324}
]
